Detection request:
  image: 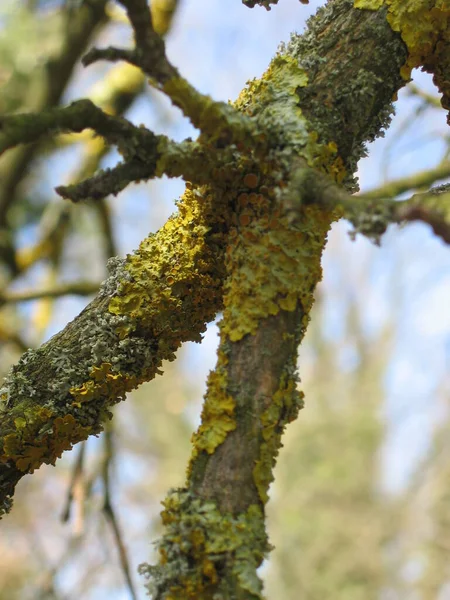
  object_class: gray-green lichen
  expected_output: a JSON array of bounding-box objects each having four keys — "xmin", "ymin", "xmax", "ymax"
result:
[
  {"xmin": 139, "ymin": 489, "xmax": 270, "ymax": 599},
  {"xmin": 283, "ymin": 0, "xmax": 407, "ymax": 188}
]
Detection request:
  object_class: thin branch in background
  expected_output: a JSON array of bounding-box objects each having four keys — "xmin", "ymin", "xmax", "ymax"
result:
[
  {"xmin": 0, "ymin": 324, "xmax": 29, "ymax": 353},
  {"xmin": 407, "ymin": 83, "xmax": 442, "ymax": 109},
  {"xmin": 101, "ymin": 423, "xmax": 138, "ymax": 600},
  {"xmin": 0, "ymin": 282, "xmax": 101, "ymax": 305},
  {"xmin": 83, "ymin": 0, "xmax": 260, "ymax": 149},
  {"xmin": 61, "ymin": 441, "xmax": 87, "ymax": 532},
  {"xmin": 0, "ymin": 0, "xmax": 109, "ymax": 228},
  {"xmin": 360, "ymin": 160, "xmax": 450, "ymax": 199}
]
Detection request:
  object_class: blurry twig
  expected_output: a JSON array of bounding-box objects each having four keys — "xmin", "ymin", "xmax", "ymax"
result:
[
  {"xmin": 0, "ymin": 0, "xmax": 109, "ymax": 228},
  {"xmin": 407, "ymin": 83, "xmax": 442, "ymax": 109},
  {"xmin": 61, "ymin": 441, "xmax": 87, "ymax": 532},
  {"xmin": 0, "ymin": 282, "xmax": 100, "ymax": 305},
  {"xmin": 0, "ymin": 323, "xmax": 29, "ymax": 353},
  {"xmin": 361, "ymin": 160, "xmax": 450, "ymax": 199},
  {"xmin": 101, "ymin": 423, "xmax": 138, "ymax": 600}
]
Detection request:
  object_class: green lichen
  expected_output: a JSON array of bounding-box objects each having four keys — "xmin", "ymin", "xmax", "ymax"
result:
[
  {"xmin": 139, "ymin": 490, "xmax": 269, "ymax": 599},
  {"xmin": 354, "ymin": 0, "xmax": 450, "ymax": 79},
  {"xmin": 190, "ymin": 347, "xmax": 236, "ymax": 460},
  {"xmin": 253, "ymin": 374, "xmax": 304, "ymax": 504}
]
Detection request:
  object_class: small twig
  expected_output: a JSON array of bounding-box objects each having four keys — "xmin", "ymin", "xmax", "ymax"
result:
[
  {"xmin": 286, "ymin": 164, "xmax": 450, "ymax": 245},
  {"xmin": 101, "ymin": 424, "xmax": 138, "ymax": 600},
  {"xmin": 359, "ymin": 160, "xmax": 450, "ymax": 200},
  {"xmin": 61, "ymin": 441, "xmax": 87, "ymax": 527},
  {"xmin": 56, "ymin": 160, "xmax": 153, "ymax": 201},
  {"xmin": 0, "ymin": 99, "xmax": 158, "ymax": 160}
]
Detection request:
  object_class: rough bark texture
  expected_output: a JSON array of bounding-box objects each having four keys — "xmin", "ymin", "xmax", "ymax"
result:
[
  {"xmin": 139, "ymin": 2, "xmax": 410, "ymax": 598},
  {"xmin": 1, "ymin": 0, "xmax": 450, "ymax": 597}
]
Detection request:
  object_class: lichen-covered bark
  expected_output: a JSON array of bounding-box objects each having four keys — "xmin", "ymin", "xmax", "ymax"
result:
[
  {"xmin": 0, "ymin": 185, "xmax": 232, "ymax": 513},
  {"xmin": 139, "ymin": 2, "xmax": 412, "ymax": 598},
  {"xmin": 1, "ymin": 1, "xmax": 449, "ymax": 596},
  {"xmin": 354, "ymin": 0, "xmax": 450, "ymax": 119}
]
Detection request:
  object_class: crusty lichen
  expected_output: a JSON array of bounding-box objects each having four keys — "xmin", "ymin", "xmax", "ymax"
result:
[
  {"xmin": 253, "ymin": 373, "xmax": 304, "ymax": 504},
  {"xmin": 222, "ymin": 201, "xmax": 333, "ymax": 343},
  {"xmin": 108, "ymin": 185, "xmax": 227, "ymax": 339},
  {"xmin": 139, "ymin": 490, "xmax": 269, "ymax": 600},
  {"xmin": 223, "ymin": 53, "xmax": 343, "ymax": 342},
  {"xmin": 234, "ymin": 52, "xmax": 347, "ymax": 182}
]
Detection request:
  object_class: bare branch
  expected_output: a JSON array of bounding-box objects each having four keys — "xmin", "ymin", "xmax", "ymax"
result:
[
  {"xmin": 0, "ymin": 282, "xmax": 101, "ymax": 305},
  {"xmin": 101, "ymin": 424, "xmax": 138, "ymax": 600}
]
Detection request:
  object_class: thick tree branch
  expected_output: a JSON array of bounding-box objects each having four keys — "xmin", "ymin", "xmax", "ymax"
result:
[
  {"xmin": 140, "ymin": 1, "xmax": 414, "ymax": 597},
  {"xmin": 1, "ymin": 17, "xmax": 449, "ymax": 600},
  {"xmin": 0, "ymin": 183, "xmax": 231, "ymax": 514}
]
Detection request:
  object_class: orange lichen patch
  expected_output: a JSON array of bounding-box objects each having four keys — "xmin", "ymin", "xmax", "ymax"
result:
[
  {"xmin": 243, "ymin": 172, "xmax": 259, "ymax": 189},
  {"xmin": 237, "ymin": 192, "xmax": 249, "ymax": 207},
  {"xmin": 70, "ymin": 362, "xmax": 140, "ymax": 408},
  {"xmin": 239, "ymin": 213, "xmax": 252, "ymax": 227},
  {"xmin": 1, "ymin": 407, "xmax": 91, "ymax": 473}
]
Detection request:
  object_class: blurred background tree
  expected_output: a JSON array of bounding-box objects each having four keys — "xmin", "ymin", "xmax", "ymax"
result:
[{"xmin": 1, "ymin": 1, "xmax": 450, "ymax": 599}]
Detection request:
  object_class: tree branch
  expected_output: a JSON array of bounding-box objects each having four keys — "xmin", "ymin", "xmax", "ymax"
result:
[
  {"xmin": 0, "ymin": 182, "xmax": 230, "ymax": 515},
  {"xmin": 83, "ymin": 0, "xmax": 262, "ymax": 149},
  {"xmin": 0, "ymin": 100, "xmax": 235, "ymax": 199}
]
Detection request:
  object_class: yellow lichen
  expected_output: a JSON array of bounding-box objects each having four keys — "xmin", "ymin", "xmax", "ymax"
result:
[
  {"xmin": 253, "ymin": 376, "xmax": 304, "ymax": 503},
  {"xmin": 70, "ymin": 362, "xmax": 140, "ymax": 407},
  {"xmin": 1, "ymin": 407, "xmax": 91, "ymax": 472},
  {"xmin": 108, "ymin": 186, "xmax": 225, "ymax": 344},
  {"xmin": 221, "ymin": 203, "xmax": 333, "ymax": 342}
]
